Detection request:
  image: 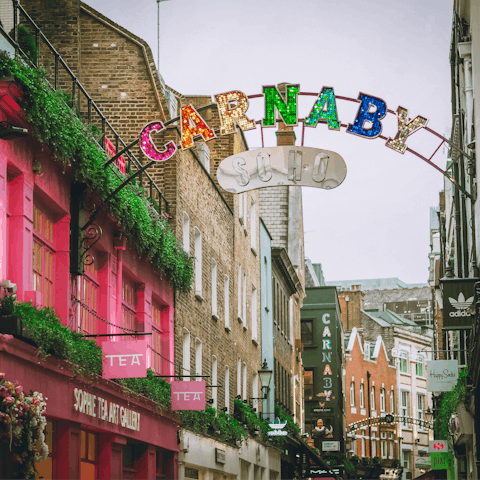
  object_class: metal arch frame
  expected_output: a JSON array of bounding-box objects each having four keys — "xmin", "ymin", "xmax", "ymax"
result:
[
  {"xmin": 348, "ymin": 414, "xmax": 433, "ymax": 432},
  {"xmin": 167, "ymin": 94, "xmax": 473, "ymax": 199}
]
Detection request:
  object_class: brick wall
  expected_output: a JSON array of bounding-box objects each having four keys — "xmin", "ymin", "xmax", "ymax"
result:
[{"xmin": 338, "ymin": 290, "xmax": 364, "ymax": 332}]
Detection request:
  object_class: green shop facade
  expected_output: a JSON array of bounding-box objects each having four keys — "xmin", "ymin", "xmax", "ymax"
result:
[{"xmin": 301, "ymin": 286, "xmax": 346, "ymax": 456}]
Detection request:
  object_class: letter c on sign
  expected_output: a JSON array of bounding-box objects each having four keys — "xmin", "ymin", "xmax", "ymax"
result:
[
  {"xmin": 140, "ymin": 121, "xmax": 177, "ymax": 162},
  {"xmin": 322, "ymin": 313, "xmax": 331, "ymax": 324}
]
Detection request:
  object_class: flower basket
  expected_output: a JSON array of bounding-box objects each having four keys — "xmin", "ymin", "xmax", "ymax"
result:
[{"xmin": 0, "ymin": 374, "xmax": 48, "ymax": 479}]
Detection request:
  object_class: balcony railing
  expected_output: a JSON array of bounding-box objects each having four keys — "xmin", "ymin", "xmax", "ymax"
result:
[{"xmin": 1, "ymin": 0, "xmax": 168, "ymax": 214}]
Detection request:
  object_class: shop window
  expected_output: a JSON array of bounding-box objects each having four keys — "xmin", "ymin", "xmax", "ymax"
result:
[
  {"xmin": 123, "ymin": 443, "xmax": 136, "ymax": 470},
  {"xmin": 35, "ymin": 420, "xmax": 55, "ymax": 479},
  {"xmin": 33, "ymin": 204, "xmax": 55, "ymax": 308},
  {"xmin": 77, "ymin": 256, "xmax": 99, "ymax": 335},
  {"xmin": 304, "ymin": 369, "xmax": 314, "ymax": 401},
  {"xmin": 80, "ymin": 430, "xmax": 98, "ymax": 480},
  {"xmin": 151, "ymin": 302, "xmax": 164, "ymax": 374},
  {"xmin": 122, "ymin": 275, "xmax": 137, "ymax": 334}
]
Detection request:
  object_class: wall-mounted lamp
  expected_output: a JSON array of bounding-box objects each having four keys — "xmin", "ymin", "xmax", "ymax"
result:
[
  {"xmin": 0, "ymin": 121, "xmax": 28, "ymax": 140},
  {"xmin": 221, "ymin": 407, "xmax": 228, "ymax": 413},
  {"xmin": 206, "ymin": 398, "xmax": 214, "ymax": 404},
  {"xmin": 235, "ymin": 394, "xmax": 242, "ymax": 400},
  {"xmin": 32, "ymin": 159, "xmax": 43, "ymax": 176},
  {"xmin": 249, "ymin": 359, "xmax": 273, "ymax": 401}
]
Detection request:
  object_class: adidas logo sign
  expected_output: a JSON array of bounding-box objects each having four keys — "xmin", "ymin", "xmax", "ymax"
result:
[{"xmin": 448, "ymin": 293, "xmax": 474, "ymax": 317}]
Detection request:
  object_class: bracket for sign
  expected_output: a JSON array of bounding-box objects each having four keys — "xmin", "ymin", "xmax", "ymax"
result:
[
  {"xmin": 83, "ymin": 332, "xmax": 152, "ymax": 338},
  {"xmin": 83, "ymin": 159, "xmax": 155, "ymax": 232},
  {"xmin": 205, "ymin": 385, "xmax": 223, "ymax": 388},
  {"xmin": 155, "ymin": 374, "xmax": 210, "ymax": 378},
  {"xmin": 104, "ymin": 138, "xmax": 139, "ymax": 169}
]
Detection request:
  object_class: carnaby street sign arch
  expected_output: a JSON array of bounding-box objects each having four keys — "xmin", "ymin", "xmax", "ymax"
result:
[{"xmin": 136, "ymin": 84, "xmax": 474, "ymax": 198}]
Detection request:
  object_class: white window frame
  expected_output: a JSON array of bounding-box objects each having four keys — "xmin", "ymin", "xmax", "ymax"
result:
[
  {"xmin": 225, "ymin": 366, "xmax": 230, "ymax": 413},
  {"xmin": 250, "ymin": 199, "xmax": 256, "ymax": 251},
  {"xmin": 212, "ymin": 355, "xmax": 217, "ymax": 410},
  {"xmin": 252, "ymin": 285, "xmax": 257, "ymax": 341},
  {"xmin": 417, "ymin": 394, "xmax": 424, "ymax": 421},
  {"xmin": 224, "ymin": 274, "xmax": 230, "ymax": 329},
  {"xmin": 416, "ymin": 354, "xmax": 424, "ymax": 377},
  {"xmin": 242, "ymin": 362, "xmax": 247, "ymax": 400},
  {"xmin": 237, "ymin": 264, "xmax": 242, "ymax": 321},
  {"xmin": 361, "ymin": 436, "xmax": 366, "ymax": 457},
  {"xmin": 390, "ymin": 390, "xmax": 394, "ymax": 413},
  {"xmin": 194, "ymin": 227, "xmax": 202, "ymax": 297},
  {"xmin": 360, "ymin": 383, "xmax": 365, "ymax": 409},
  {"xmin": 371, "ymin": 386, "xmax": 376, "ymax": 411},
  {"xmin": 400, "ymin": 350, "xmax": 409, "ymax": 374},
  {"xmin": 195, "ymin": 338, "xmax": 202, "ymax": 381},
  {"xmin": 243, "ymin": 193, "xmax": 248, "ymax": 232},
  {"xmin": 239, "ymin": 193, "xmax": 244, "ymax": 224},
  {"xmin": 243, "ymin": 272, "xmax": 247, "ymax": 324},
  {"xmin": 183, "ymin": 212, "xmax": 190, "ymax": 253},
  {"xmin": 380, "ymin": 388, "xmax": 385, "ymax": 412},
  {"xmin": 252, "ymin": 372, "xmax": 259, "ymax": 409},
  {"xmin": 381, "ymin": 440, "xmax": 388, "ymax": 459},
  {"xmin": 350, "ymin": 381, "xmax": 355, "ymax": 407},
  {"xmin": 401, "ymin": 391, "xmax": 409, "ymax": 425},
  {"xmin": 237, "ymin": 355, "xmax": 241, "ymax": 396},
  {"xmin": 211, "ymin": 258, "xmax": 217, "ymax": 317},
  {"xmin": 182, "ymin": 328, "xmax": 190, "ymax": 379}
]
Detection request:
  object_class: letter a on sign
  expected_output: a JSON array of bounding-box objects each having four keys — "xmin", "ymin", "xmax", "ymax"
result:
[{"xmin": 102, "ymin": 340, "xmax": 147, "ymax": 379}]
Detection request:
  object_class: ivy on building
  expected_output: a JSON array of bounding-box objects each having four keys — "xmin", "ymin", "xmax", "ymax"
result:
[
  {"xmin": 0, "ymin": 53, "xmax": 193, "ymax": 292},
  {"xmin": 434, "ymin": 367, "xmax": 468, "ymax": 440}
]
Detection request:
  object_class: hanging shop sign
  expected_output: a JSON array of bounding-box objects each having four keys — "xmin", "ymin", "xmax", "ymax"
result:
[
  {"xmin": 430, "ymin": 452, "xmax": 449, "ymax": 470},
  {"xmin": 73, "ymin": 388, "xmax": 141, "ymax": 431},
  {"xmin": 429, "ymin": 440, "xmax": 448, "ymax": 453},
  {"xmin": 440, "ymin": 277, "xmax": 478, "ymax": 329},
  {"xmin": 426, "ymin": 360, "xmax": 459, "ymax": 392},
  {"xmin": 102, "ymin": 340, "xmax": 147, "ymax": 379},
  {"xmin": 322, "ymin": 441, "xmax": 340, "ymax": 451},
  {"xmin": 267, "ymin": 418, "xmax": 288, "ymax": 436},
  {"xmin": 171, "ymin": 381, "xmax": 206, "ymax": 410}
]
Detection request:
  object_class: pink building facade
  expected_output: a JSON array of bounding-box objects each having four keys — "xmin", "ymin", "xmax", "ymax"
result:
[{"xmin": 0, "ymin": 79, "xmax": 179, "ymax": 479}]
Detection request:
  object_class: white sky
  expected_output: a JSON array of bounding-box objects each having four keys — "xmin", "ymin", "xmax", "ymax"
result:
[{"xmin": 85, "ymin": 0, "xmax": 453, "ymax": 284}]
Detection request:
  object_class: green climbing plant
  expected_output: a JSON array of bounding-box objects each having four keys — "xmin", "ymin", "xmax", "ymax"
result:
[{"xmin": 0, "ymin": 53, "xmax": 193, "ymax": 292}]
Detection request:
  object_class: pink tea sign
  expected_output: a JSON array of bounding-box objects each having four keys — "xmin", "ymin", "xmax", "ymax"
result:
[
  {"xmin": 102, "ymin": 340, "xmax": 147, "ymax": 379},
  {"xmin": 171, "ymin": 381, "xmax": 206, "ymax": 410}
]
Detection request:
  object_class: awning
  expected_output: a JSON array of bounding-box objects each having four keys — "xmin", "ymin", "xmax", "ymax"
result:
[
  {"xmin": 412, "ymin": 470, "xmax": 448, "ymax": 479},
  {"xmin": 285, "ymin": 435, "xmax": 342, "ymax": 480}
]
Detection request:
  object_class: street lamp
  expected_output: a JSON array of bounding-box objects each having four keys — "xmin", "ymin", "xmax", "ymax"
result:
[{"xmin": 259, "ymin": 358, "xmax": 273, "ymax": 399}]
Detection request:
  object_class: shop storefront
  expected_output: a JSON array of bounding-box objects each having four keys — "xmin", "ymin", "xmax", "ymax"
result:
[{"xmin": 0, "ymin": 334, "xmax": 179, "ymax": 479}]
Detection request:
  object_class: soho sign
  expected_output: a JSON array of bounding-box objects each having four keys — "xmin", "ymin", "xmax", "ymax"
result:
[{"xmin": 138, "ymin": 85, "xmax": 431, "ymax": 190}]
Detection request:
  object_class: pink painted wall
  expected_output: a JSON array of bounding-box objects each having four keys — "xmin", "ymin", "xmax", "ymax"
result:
[{"xmin": 0, "ymin": 81, "xmax": 175, "ymax": 376}]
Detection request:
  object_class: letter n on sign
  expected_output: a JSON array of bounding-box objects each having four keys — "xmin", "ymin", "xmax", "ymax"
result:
[
  {"xmin": 102, "ymin": 340, "xmax": 147, "ymax": 379},
  {"xmin": 171, "ymin": 381, "xmax": 206, "ymax": 410}
]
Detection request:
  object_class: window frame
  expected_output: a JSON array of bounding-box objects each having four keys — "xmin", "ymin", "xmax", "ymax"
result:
[
  {"xmin": 360, "ymin": 383, "xmax": 365, "ymax": 409},
  {"xmin": 211, "ymin": 258, "xmax": 217, "ymax": 317},
  {"xmin": 194, "ymin": 227, "xmax": 202, "ymax": 297},
  {"xmin": 350, "ymin": 381, "xmax": 355, "ymax": 407},
  {"xmin": 183, "ymin": 211, "xmax": 190, "ymax": 253}
]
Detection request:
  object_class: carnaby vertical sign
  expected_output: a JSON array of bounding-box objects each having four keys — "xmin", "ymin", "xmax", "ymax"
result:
[
  {"xmin": 301, "ymin": 287, "xmax": 343, "ymax": 453},
  {"xmin": 440, "ymin": 278, "xmax": 478, "ymax": 329}
]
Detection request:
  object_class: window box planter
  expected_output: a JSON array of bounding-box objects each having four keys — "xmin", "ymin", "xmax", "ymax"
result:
[{"xmin": 0, "ymin": 314, "xmax": 36, "ymax": 346}]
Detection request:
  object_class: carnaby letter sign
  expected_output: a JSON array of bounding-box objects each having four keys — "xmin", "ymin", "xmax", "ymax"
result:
[
  {"xmin": 137, "ymin": 84, "xmax": 469, "ymax": 194},
  {"xmin": 102, "ymin": 340, "xmax": 147, "ymax": 379}
]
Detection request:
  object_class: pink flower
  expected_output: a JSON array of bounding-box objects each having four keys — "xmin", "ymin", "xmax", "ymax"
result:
[
  {"xmin": 14, "ymin": 385, "xmax": 23, "ymax": 395},
  {"xmin": 23, "ymin": 404, "xmax": 30, "ymax": 412},
  {"xmin": 4, "ymin": 396, "xmax": 14, "ymax": 405},
  {"xmin": 0, "ymin": 386, "xmax": 8, "ymax": 397},
  {"xmin": 32, "ymin": 398, "xmax": 40, "ymax": 406}
]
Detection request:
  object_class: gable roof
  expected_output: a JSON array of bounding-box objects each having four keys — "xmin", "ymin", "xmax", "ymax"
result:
[{"xmin": 372, "ymin": 335, "xmax": 390, "ymax": 363}]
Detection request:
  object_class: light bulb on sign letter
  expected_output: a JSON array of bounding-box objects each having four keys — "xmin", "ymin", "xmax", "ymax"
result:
[
  {"xmin": 215, "ymin": 91, "xmax": 256, "ymax": 135},
  {"xmin": 181, "ymin": 104, "xmax": 216, "ymax": 149},
  {"xmin": 139, "ymin": 121, "xmax": 177, "ymax": 162}
]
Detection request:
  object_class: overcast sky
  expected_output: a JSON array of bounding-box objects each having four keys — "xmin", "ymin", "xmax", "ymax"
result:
[{"xmin": 85, "ymin": 0, "xmax": 453, "ymax": 285}]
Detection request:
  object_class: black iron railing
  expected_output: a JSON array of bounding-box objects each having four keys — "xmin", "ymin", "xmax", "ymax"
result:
[{"xmin": 2, "ymin": 0, "xmax": 168, "ymax": 215}]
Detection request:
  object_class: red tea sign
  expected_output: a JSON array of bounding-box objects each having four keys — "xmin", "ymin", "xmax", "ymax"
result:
[
  {"xmin": 102, "ymin": 340, "xmax": 147, "ymax": 379},
  {"xmin": 171, "ymin": 381, "xmax": 206, "ymax": 410}
]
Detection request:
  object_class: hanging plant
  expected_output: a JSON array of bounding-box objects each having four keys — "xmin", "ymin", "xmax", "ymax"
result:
[
  {"xmin": 0, "ymin": 53, "xmax": 193, "ymax": 292},
  {"xmin": 0, "ymin": 374, "xmax": 48, "ymax": 479}
]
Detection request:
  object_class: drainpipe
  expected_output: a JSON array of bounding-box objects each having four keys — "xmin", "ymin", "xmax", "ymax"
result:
[{"xmin": 367, "ymin": 371, "xmax": 372, "ymax": 457}]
